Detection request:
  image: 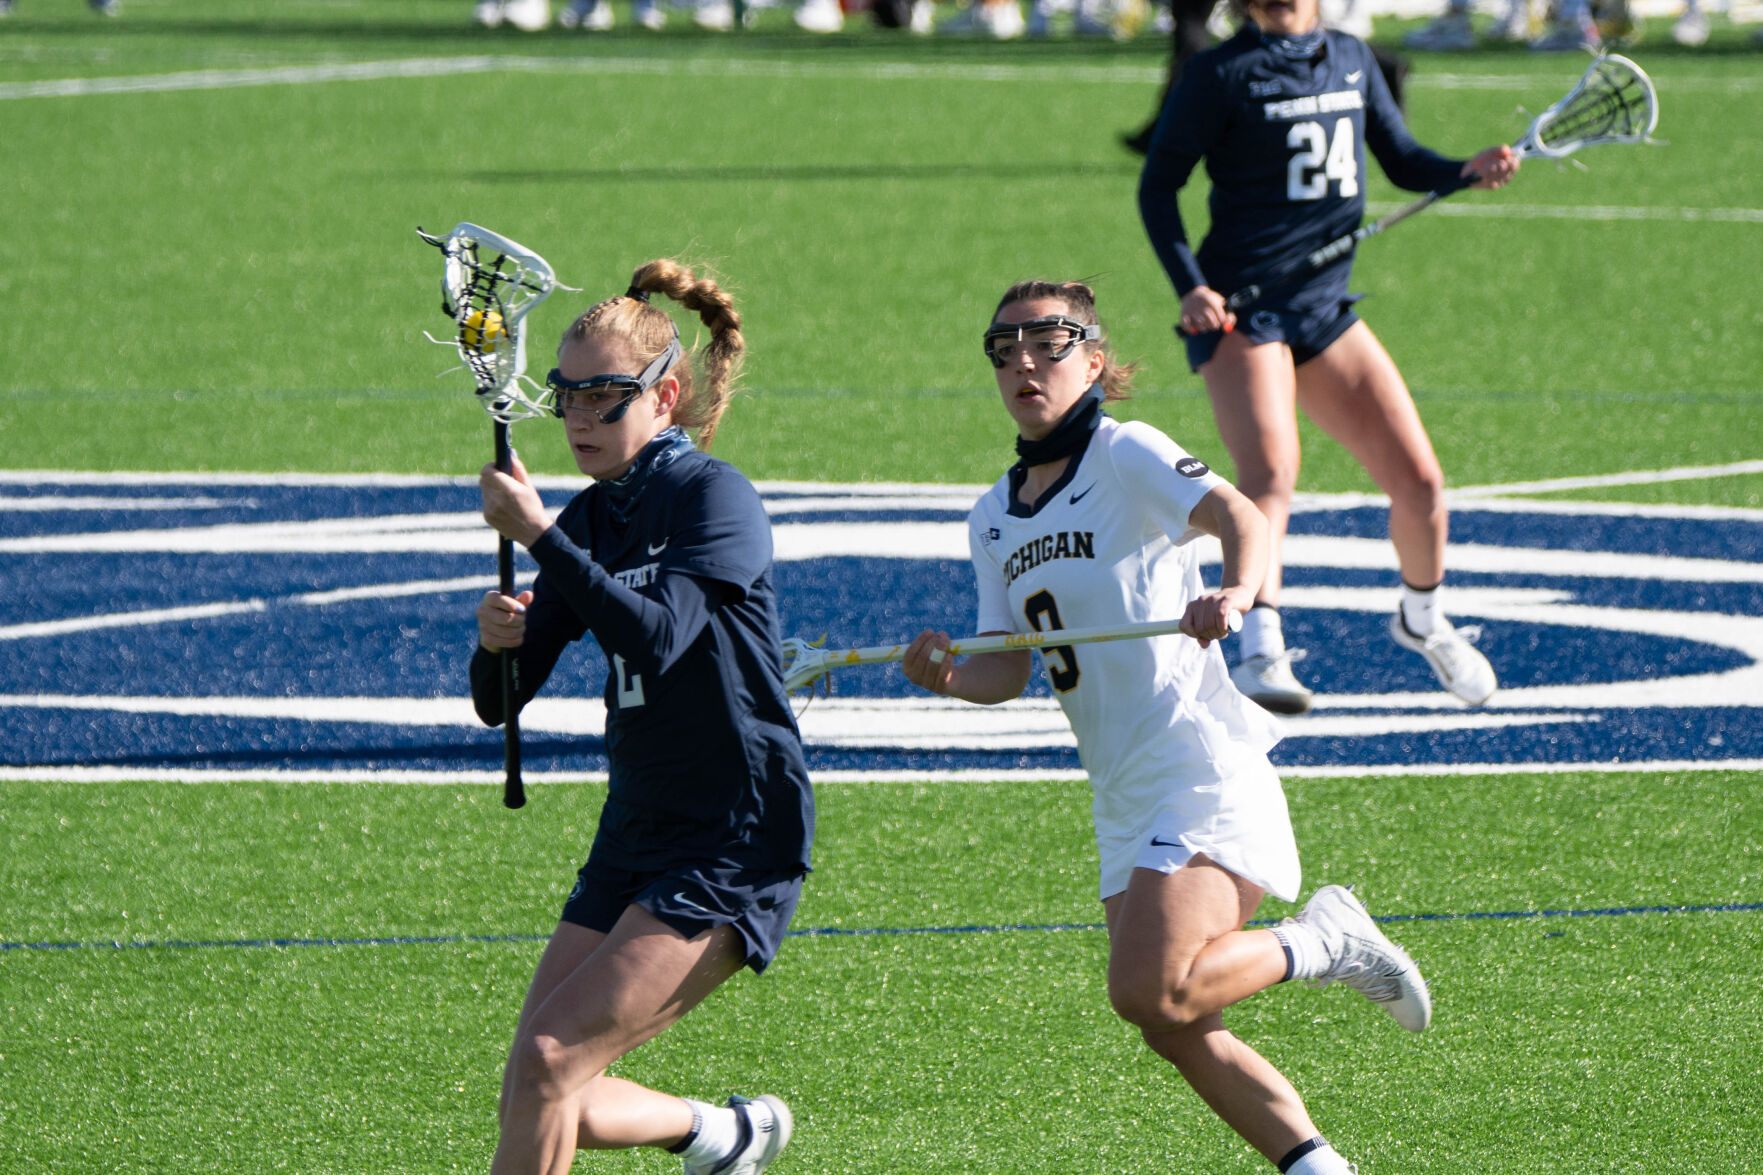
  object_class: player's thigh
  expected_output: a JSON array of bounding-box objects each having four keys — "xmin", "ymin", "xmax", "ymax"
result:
[
  {"xmin": 1295, "ymin": 322, "xmax": 1443, "ymax": 495},
  {"xmin": 1103, "ymin": 856, "xmax": 1264, "ymax": 986},
  {"xmin": 514, "ymin": 921, "xmax": 610, "ymax": 1041},
  {"xmin": 1198, "ymin": 333, "xmax": 1302, "ymax": 486},
  {"xmin": 519, "ymin": 905, "xmax": 746, "ymax": 1085}
]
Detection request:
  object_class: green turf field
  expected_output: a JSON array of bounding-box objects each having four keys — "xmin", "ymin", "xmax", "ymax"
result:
[{"xmin": 3, "ymin": 4, "xmax": 1761, "ymax": 1173}]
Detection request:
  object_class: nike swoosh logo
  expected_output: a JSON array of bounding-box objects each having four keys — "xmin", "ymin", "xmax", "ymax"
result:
[
  {"xmin": 1346, "ymin": 70, "xmax": 1363, "ymax": 83},
  {"xmin": 647, "ymin": 539, "xmax": 668, "ymax": 555},
  {"xmin": 1069, "ymin": 484, "xmax": 1097, "ymax": 505},
  {"xmin": 1149, "ymin": 835, "xmax": 1181, "ymax": 847},
  {"xmin": 672, "ymin": 892, "xmax": 713, "ymax": 914}
]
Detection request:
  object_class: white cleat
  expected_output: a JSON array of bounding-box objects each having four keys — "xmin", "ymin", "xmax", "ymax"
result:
[
  {"xmin": 1389, "ymin": 614, "xmax": 1496, "ymax": 706},
  {"xmin": 683, "ymin": 1095, "xmax": 794, "ymax": 1175},
  {"xmin": 1230, "ymin": 650, "xmax": 1313, "ymax": 715},
  {"xmin": 1529, "ymin": 14, "xmax": 1600, "ymax": 48},
  {"xmin": 794, "ymin": 0, "xmax": 845, "ymax": 31},
  {"xmin": 1671, "ymin": 9, "xmax": 1708, "ymax": 44},
  {"xmin": 501, "ymin": 0, "xmax": 552, "ymax": 29},
  {"xmin": 1297, "ymin": 885, "xmax": 1432, "ymax": 1032},
  {"xmin": 692, "ymin": 0, "xmax": 734, "ymax": 28},
  {"xmin": 559, "ymin": 0, "xmax": 615, "ymax": 27},
  {"xmin": 1403, "ymin": 10, "xmax": 1476, "ymax": 49},
  {"xmin": 473, "ymin": 0, "xmax": 505, "ymax": 25}
]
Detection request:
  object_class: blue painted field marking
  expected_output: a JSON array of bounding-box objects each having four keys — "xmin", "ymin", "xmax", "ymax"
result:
[
  {"xmin": 3, "ymin": 473, "xmax": 1762, "ymax": 775},
  {"xmin": 5, "ymin": 901, "xmax": 1758, "ymax": 954}
]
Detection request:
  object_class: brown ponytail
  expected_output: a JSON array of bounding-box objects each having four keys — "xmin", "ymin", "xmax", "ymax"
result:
[
  {"xmin": 992, "ymin": 279, "xmax": 1138, "ymax": 401},
  {"xmin": 559, "ymin": 258, "xmax": 745, "ymax": 450}
]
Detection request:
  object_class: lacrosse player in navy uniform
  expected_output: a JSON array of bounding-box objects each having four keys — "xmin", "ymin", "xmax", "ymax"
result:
[
  {"xmin": 904, "ymin": 280, "xmax": 1433, "ymax": 1175},
  {"xmin": 1138, "ymin": 0, "xmax": 1519, "ymax": 715},
  {"xmin": 472, "ymin": 259, "xmax": 808, "ymax": 1175}
]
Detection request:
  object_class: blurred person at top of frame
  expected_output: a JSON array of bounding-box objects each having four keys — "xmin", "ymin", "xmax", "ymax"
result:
[
  {"xmin": 471, "ymin": 259, "xmax": 810, "ymax": 1175},
  {"xmin": 1136, "ymin": 0, "xmax": 1519, "ymax": 715},
  {"xmin": 540, "ymin": 0, "xmax": 851, "ymax": 32},
  {"xmin": 900, "ymin": 278, "xmax": 1436, "ymax": 1175},
  {"xmin": 1122, "ymin": 0, "xmax": 1411, "ymax": 155},
  {"xmin": 0, "ymin": 0, "xmax": 119, "ymax": 13}
]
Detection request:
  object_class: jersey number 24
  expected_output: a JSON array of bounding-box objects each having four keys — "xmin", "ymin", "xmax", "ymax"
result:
[{"xmin": 1288, "ymin": 118, "xmax": 1358, "ymax": 201}]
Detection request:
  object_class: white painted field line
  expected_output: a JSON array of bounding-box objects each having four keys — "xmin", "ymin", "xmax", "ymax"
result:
[
  {"xmin": 1369, "ymin": 201, "xmax": 1763, "ymax": 224},
  {"xmin": 7, "ymin": 53, "xmax": 1763, "ymax": 103},
  {"xmin": 1452, "ymin": 459, "xmax": 1763, "ymax": 498},
  {"xmin": 2, "ymin": 759, "xmax": 1759, "ymax": 786}
]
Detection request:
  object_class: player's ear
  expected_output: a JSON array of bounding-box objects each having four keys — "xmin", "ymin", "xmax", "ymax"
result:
[{"xmin": 653, "ymin": 372, "xmax": 682, "ymax": 416}]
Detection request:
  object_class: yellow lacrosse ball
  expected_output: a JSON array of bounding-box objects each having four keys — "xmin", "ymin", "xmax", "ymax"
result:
[{"xmin": 461, "ymin": 309, "xmax": 506, "ymax": 353}]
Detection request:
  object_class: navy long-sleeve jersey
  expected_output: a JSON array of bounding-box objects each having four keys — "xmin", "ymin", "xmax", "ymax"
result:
[
  {"xmin": 470, "ymin": 451, "xmax": 813, "ymax": 876},
  {"xmin": 1138, "ymin": 24, "xmax": 1466, "ymax": 311}
]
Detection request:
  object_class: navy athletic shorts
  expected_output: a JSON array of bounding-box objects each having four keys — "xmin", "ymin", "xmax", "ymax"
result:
[
  {"xmin": 560, "ymin": 855, "xmax": 805, "ymax": 974},
  {"xmin": 1184, "ymin": 294, "xmax": 1362, "ymax": 372}
]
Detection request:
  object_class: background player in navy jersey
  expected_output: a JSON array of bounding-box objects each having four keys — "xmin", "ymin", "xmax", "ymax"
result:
[
  {"xmin": 903, "ymin": 280, "xmax": 1433, "ymax": 1175},
  {"xmin": 1138, "ymin": 0, "xmax": 1519, "ymax": 715},
  {"xmin": 471, "ymin": 260, "xmax": 810, "ymax": 1175}
]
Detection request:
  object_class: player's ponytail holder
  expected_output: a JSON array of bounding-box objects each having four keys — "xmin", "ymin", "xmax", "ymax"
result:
[{"xmin": 625, "ymin": 285, "xmax": 651, "ymax": 303}]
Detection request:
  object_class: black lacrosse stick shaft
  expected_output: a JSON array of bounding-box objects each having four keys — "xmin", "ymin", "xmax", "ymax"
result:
[{"xmin": 494, "ymin": 419, "xmax": 527, "ymax": 809}]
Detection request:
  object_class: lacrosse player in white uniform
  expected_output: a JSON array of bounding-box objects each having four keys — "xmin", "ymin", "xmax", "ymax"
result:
[{"xmin": 903, "ymin": 279, "xmax": 1433, "ymax": 1175}]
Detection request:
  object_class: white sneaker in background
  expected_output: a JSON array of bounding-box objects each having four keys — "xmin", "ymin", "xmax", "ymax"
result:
[
  {"xmin": 501, "ymin": 0, "xmax": 551, "ymax": 28},
  {"xmin": 1388, "ymin": 613, "xmax": 1496, "ymax": 705},
  {"xmin": 473, "ymin": 0, "xmax": 506, "ymax": 26},
  {"xmin": 1488, "ymin": 0, "xmax": 1537, "ymax": 40},
  {"xmin": 1296, "ymin": 885, "xmax": 1432, "ymax": 1033},
  {"xmin": 1671, "ymin": 8, "xmax": 1708, "ymax": 43},
  {"xmin": 692, "ymin": 0, "xmax": 734, "ymax": 27},
  {"xmin": 1529, "ymin": 13, "xmax": 1600, "ymax": 47},
  {"xmin": 559, "ymin": 0, "xmax": 614, "ymax": 26},
  {"xmin": 1403, "ymin": 10, "xmax": 1476, "ymax": 49},
  {"xmin": 1230, "ymin": 650, "xmax": 1313, "ymax": 716},
  {"xmin": 794, "ymin": 0, "xmax": 845, "ymax": 31},
  {"xmin": 910, "ymin": 0, "xmax": 937, "ymax": 29}
]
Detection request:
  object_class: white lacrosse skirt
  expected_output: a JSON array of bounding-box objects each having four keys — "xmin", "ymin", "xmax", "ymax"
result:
[{"xmin": 969, "ymin": 417, "xmax": 1302, "ymax": 902}]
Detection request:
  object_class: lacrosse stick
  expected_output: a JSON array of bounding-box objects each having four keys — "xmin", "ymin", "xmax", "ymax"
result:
[
  {"xmin": 783, "ymin": 612, "xmax": 1239, "ymax": 693},
  {"xmin": 1216, "ymin": 53, "xmax": 1660, "ymax": 318},
  {"xmin": 418, "ymin": 222, "xmax": 570, "ymax": 809}
]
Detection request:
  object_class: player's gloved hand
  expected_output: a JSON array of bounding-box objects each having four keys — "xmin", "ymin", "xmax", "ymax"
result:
[
  {"xmin": 478, "ymin": 589, "xmax": 533, "ymax": 651},
  {"xmin": 1177, "ymin": 285, "xmax": 1236, "ymax": 337}
]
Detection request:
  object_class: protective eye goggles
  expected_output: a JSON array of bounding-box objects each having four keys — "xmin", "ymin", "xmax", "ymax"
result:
[
  {"xmin": 546, "ymin": 336, "xmax": 684, "ymax": 423},
  {"xmin": 982, "ymin": 315, "xmax": 1101, "ymax": 369}
]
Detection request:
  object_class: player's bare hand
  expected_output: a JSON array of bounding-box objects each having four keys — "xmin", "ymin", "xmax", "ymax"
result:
[
  {"xmin": 1464, "ymin": 144, "xmax": 1519, "ymax": 190},
  {"xmin": 480, "ymin": 451, "xmax": 550, "ymax": 547},
  {"xmin": 902, "ymin": 629, "xmax": 955, "ymax": 695},
  {"xmin": 1180, "ymin": 592, "xmax": 1247, "ymax": 648},
  {"xmin": 1179, "ymin": 286, "xmax": 1236, "ymax": 337},
  {"xmin": 477, "ymin": 589, "xmax": 532, "ymax": 650}
]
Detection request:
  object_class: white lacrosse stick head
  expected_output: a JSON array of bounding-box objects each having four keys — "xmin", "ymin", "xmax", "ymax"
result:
[
  {"xmin": 418, "ymin": 222, "xmax": 565, "ymax": 423},
  {"xmin": 781, "ymin": 636, "xmax": 834, "ymax": 693},
  {"xmin": 1519, "ymin": 53, "xmax": 1659, "ymax": 161}
]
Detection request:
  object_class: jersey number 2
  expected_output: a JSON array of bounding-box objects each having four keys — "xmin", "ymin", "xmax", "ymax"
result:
[
  {"xmin": 1024, "ymin": 589, "xmax": 1080, "ymax": 694},
  {"xmin": 1287, "ymin": 118, "xmax": 1359, "ymax": 201},
  {"xmin": 612, "ymin": 654, "xmax": 646, "ymax": 709}
]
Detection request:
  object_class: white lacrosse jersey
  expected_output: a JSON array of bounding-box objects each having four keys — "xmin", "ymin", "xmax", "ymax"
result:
[{"xmin": 969, "ymin": 416, "xmax": 1298, "ymax": 900}]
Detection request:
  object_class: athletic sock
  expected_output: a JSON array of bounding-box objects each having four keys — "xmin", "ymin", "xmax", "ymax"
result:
[
  {"xmin": 669, "ymin": 1100, "xmax": 744, "ymax": 1165},
  {"xmin": 1269, "ymin": 920, "xmax": 1331, "ymax": 982},
  {"xmin": 1400, "ymin": 580, "xmax": 1445, "ymax": 638},
  {"xmin": 1240, "ymin": 604, "xmax": 1285, "ymax": 662},
  {"xmin": 1278, "ymin": 1137, "xmax": 1355, "ymax": 1175}
]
